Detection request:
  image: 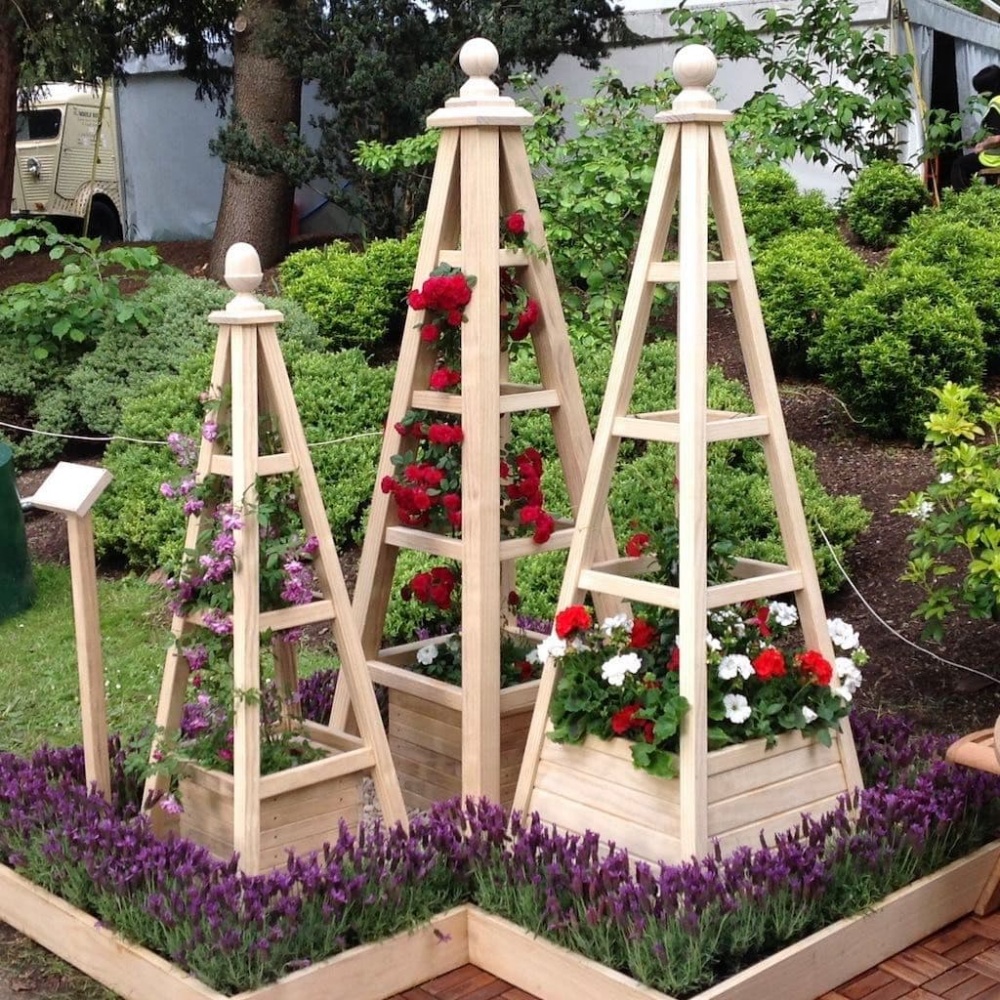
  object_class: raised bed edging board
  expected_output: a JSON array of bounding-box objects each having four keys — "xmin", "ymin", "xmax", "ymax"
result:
[{"xmin": 1, "ymin": 840, "xmax": 998, "ymax": 1000}]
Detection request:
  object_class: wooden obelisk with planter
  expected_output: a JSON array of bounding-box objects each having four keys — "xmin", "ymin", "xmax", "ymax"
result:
[
  {"xmin": 514, "ymin": 45, "xmax": 865, "ymax": 866},
  {"xmin": 331, "ymin": 38, "xmax": 618, "ymax": 810},
  {"xmin": 144, "ymin": 244, "xmax": 407, "ymax": 874}
]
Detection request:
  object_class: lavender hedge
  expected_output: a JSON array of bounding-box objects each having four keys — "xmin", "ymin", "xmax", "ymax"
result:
[{"xmin": 0, "ymin": 712, "xmax": 998, "ymax": 996}]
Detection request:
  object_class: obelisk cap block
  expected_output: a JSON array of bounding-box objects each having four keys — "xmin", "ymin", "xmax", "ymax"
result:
[
  {"xmin": 655, "ymin": 43, "xmax": 733, "ymax": 124},
  {"xmin": 427, "ymin": 37, "xmax": 532, "ymax": 127}
]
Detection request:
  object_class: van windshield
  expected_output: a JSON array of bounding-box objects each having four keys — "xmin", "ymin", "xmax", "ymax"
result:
[{"xmin": 16, "ymin": 109, "xmax": 62, "ymax": 141}]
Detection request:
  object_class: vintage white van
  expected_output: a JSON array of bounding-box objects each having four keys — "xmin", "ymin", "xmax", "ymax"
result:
[{"xmin": 12, "ymin": 83, "xmax": 124, "ymax": 240}]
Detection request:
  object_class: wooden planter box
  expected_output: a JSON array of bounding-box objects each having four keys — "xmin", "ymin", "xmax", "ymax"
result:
[
  {"xmin": 532, "ymin": 728, "xmax": 849, "ymax": 866},
  {"xmin": 2, "ymin": 841, "xmax": 998, "ymax": 1000},
  {"xmin": 368, "ymin": 644, "xmax": 539, "ymax": 811},
  {"xmin": 179, "ymin": 749, "xmax": 362, "ymax": 871}
]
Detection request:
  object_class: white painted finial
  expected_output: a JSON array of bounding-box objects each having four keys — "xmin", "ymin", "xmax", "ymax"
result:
[
  {"xmin": 224, "ymin": 242, "xmax": 264, "ymax": 314},
  {"xmin": 672, "ymin": 44, "xmax": 718, "ymax": 110},
  {"xmin": 458, "ymin": 37, "xmax": 501, "ymax": 101}
]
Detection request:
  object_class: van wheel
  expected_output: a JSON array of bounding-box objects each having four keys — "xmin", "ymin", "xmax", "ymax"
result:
[{"xmin": 85, "ymin": 200, "xmax": 123, "ymax": 242}]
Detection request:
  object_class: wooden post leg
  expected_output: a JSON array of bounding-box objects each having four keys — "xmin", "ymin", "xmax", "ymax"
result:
[
  {"xmin": 271, "ymin": 636, "xmax": 302, "ymax": 732},
  {"xmin": 66, "ymin": 513, "xmax": 112, "ymax": 801}
]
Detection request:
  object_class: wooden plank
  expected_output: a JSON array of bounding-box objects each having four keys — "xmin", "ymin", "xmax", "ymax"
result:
[
  {"xmin": 497, "ymin": 522, "xmax": 575, "ymax": 559},
  {"xmin": 370, "ymin": 662, "xmax": 466, "ymax": 712},
  {"xmin": 259, "ymin": 747, "xmax": 374, "ymax": 797},
  {"xmin": 66, "ymin": 512, "xmax": 111, "ymax": 800},
  {"xmin": 707, "ymin": 762, "xmax": 847, "ymax": 833},
  {"xmin": 577, "ymin": 569, "xmax": 682, "ymax": 609},
  {"xmin": 612, "ymin": 412, "xmax": 768, "ymax": 444},
  {"xmin": 0, "ymin": 865, "xmax": 225, "ymax": 1000},
  {"xmin": 535, "ymin": 760, "xmax": 680, "ymax": 839},
  {"xmin": 647, "ymin": 260, "xmax": 738, "ymax": 283},
  {"xmin": 705, "ymin": 570, "xmax": 804, "ymax": 609},
  {"xmin": 706, "ymin": 729, "xmax": 837, "ymax": 776},
  {"xmin": 410, "ymin": 386, "xmax": 561, "ymax": 414},
  {"xmin": 385, "ymin": 526, "xmax": 464, "ymax": 559},
  {"xmin": 707, "ymin": 738, "xmax": 840, "ymax": 795},
  {"xmin": 712, "ymin": 794, "xmax": 846, "ymax": 858},
  {"xmin": 467, "ymin": 843, "xmax": 1000, "ymax": 1000},
  {"xmin": 258, "ymin": 600, "xmax": 336, "ymax": 633}
]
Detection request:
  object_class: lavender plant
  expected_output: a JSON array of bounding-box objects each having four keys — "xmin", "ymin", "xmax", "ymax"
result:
[{"xmin": 0, "ymin": 710, "xmax": 997, "ymax": 997}]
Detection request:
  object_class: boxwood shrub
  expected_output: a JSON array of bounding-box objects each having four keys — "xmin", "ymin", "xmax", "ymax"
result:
[
  {"xmin": 844, "ymin": 161, "xmax": 929, "ymax": 249},
  {"xmin": 755, "ymin": 230, "xmax": 869, "ymax": 377},
  {"xmin": 736, "ymin": 164, "xmax": 837, "ymax": 249},
  {"xmin": 95, "ymin": 348, "xmax": 393, "ymax": 570},
  {"xmin": 278, "ymin": 231, "xmax": 419, "ymax": 351},
  {"xmin": 811, "ymin": 263, "xmax": 986, "ymax": 439}
]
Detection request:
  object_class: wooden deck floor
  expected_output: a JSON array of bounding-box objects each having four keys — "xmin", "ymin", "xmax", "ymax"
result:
[{"xmin": 392, "ymin": 910, "xmax": 1000, "ymax": 1000}]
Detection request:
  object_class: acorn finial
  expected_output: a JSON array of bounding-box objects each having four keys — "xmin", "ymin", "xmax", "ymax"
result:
[{"xmin": 224, "ymin": 242, "xmax": 264, "ymax": 314}]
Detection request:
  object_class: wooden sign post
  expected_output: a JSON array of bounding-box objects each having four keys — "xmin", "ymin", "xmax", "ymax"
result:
[{"xmin": 27, "ymin": 462, "xmax": 113, "ymax": 801}]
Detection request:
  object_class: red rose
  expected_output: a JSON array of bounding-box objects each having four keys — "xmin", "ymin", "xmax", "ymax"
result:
[
  {"xmin": 447, "ymin": 510, "xmax": 462, "ymax": 529},
  {"xmin": 508, "ymin": 590, "xmax": 521, "ymax": 607},
  {"xmin": 625, "ymin": 532, "xmax": 650, "ymax": 558},
  {"xmin": 518, "ymin": 660, "xmax": 534, "ymax": 682},
  {"xmin": 532, "ymin": 512, "xmax": 555, "ymax": 544},
  {"xmin": 442, "ymin": 492, "xmax": 462, "ymax": 511},
  {"xmin": 752, "ymin": 647, "xmax": 787, "ymax": 680},
  {"xmin": 380, "ymin": 475, "xmax": 397, "ymax": 495},
  {"xmin": 629, "ymin": 618, "xmax": 657, "ymax": 650},
  {"xmin": 555, "ymin": 605, "xmax": 591, "ymax": 638},
  {"xmin": 428, "ymin": 423, "xmax": 464, "ymax": 445},
  {"xmin": 420, "ymin": 323, "xmax": 441, "ymax": 342},
  {"xmin": 429, "ymin": 583, "xmax": 452, "ymax": 610},
  {"xmin": 519, "ymin": 504, "xmax": 541, "ymax": 525},
  {"xmin": 409, "ymin": 572, "xmax": 432, "ymax": 602},
  {"xmin": 667, "ymin": 646, "xmax": 680, "ymax": 672},
  {"xmin": 429, "ymin": 367, "xmax": 461, "ymax": 390},
  {"xmin": 407, "ymin": 289, "xmax": 426, "ymax": 310},
  {"xmin": 797, "ymin": 650, "xmax": 833, "ymax": 685},
  {"xmin": 506, "ymin": 211, "xmax": 526, "ymax": 236},
  {"xmin": 611, "ymin": 703, "xmax": 641, "ymax": 736},
  {"xmin": 447, "ymin": 309, "xmax": 464, "ymax": 327}
]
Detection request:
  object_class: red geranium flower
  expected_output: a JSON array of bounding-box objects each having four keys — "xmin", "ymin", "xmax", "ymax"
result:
[
  {"xmin": 629, "ymin": 618, "xmax": 657, "ymax": 650},
  {"xmin": 625, "ymin": 532, "xmax": 650, "ymax": 558},
  {"xmin": 555, "ymin": 605, "xmax": 591, "ymax": 638},
  {"xmin": 797, "ymin": 650, "xmax": 833, "ymax": 685},
  {"xmin": 611, "ymin": 703, "xmax": 642, "ymax": 736},
  {"xmin": 752, "ymin": 647, "xmax": 787, "ymax": 679}
]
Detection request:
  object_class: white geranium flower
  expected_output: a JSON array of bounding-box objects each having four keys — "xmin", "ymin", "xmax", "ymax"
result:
[
  {"xmin": 768, "ymin": 601, "xmax": 798, "ymax": 627},
  {"xmin": 718, "ymin": 654, "xmax": 754, "ymax": 681},
  {"xmin": 536, "ymin": 634, "xmax": 567, "ymax": 663},
  {"xmin": 938, "ymin": 471, "xmax": 954, "ymax": 484},
  {"xmin": 416, "ymin": 644, "xmax": 439, "ymax": 666},
  {"xmin": 600, "ymin": 613, "xmax": 632, "ymax": 636},
  {"xmin": 706, "ymin": 633, "xmax": 722, "ymax": 653},
  {"xmin": 801, "ymin": 706, "xmax": 818, "ymax": 723},
  {"xmin": 601, "ymin": 652, "xmax": 643, "ymax": 687},
  {"xmin": 828, "ymin": 618, "xmax": 860, "ymax": 651},
  {"xmin": 831, "ymin": 684, "xmax": 854, "ymax": 703},
  {"xmin": 723, "ymin": 693, "xmax": 752, "ymax": 724},
  {"xmin": 835, "ymin": 657, "xmax": 863, "ymax": 694}
]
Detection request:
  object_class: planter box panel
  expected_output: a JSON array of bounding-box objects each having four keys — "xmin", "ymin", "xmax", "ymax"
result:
[
  {"xmin": 713, "ymin": 792, "xmax": 846, "ymax": 860},
  {"xmin": 389, "ymin": 688, "xmax": 533, "ymax": 810},
  {"xmin": 707, "ymin": 738, "xmax": 840, "ymax": 800},
  {"xmin": 535, "ymin": 759, "xmax": 681, "ymax": 839},
  {"xmin": 179, "ymin": 763, "xmax": 360, "ymax": 871},
  {"xmin": 533, "ymin": 731, "xmax": 853, "ymax": 866},
  {"xmin": 707, "ymin": 760, "xmax": 847, "ymax": 833},
  {"xmin": 530, "ymin": 786, "xmax": 680, "ymax": 865}
]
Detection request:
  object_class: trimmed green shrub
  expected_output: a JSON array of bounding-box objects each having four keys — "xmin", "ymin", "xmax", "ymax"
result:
[
  {"xmin": 755, "ymin": 229, "xmax": 869, "ymax": 376},
  {"xmin": 844, "ymin": 161, "xmax": 929, "ymax": 249},
  {"xmin": 278, "ymin": 231, "xmax": 419, "ymax": 350},
  {"xmin": 68, "ymin": 273, "xmax": 325, "ymax": 435},
  {"xmin": 811, "ymin": 263, "xmax": 986, "ymax": 439},
  {"xmin": 888, "ymin": 223, "xmax": 1000, "ymax": 371},
  {"xmin": 95, "ymin": 348, "xmax": 393, "ymax": 570},
  {"xmin": 906, "ymin": 183, "xmax": 1000, "ymax": 235},
  {"xmin": 736, "ymin": 165, "xmax": 837, "ymax": 249}
]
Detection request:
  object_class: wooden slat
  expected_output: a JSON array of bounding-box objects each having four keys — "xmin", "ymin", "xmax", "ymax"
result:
[
  {"xmin": 612, "ymin": 410, "xmax": 768, "ymax": 444},
  {"xmin": 258, "ymin": 746, "xmax": 374, "ymax": 797},
  {"xmin": 706, "ymin": 728, "xmax": 840, "ymax": 777},
  {"xmin": 209, "ymin": 453, "xmax": 296, "ymax": 478},
  {"xmin": 370, "ymin": 661, "xmax": 466, "ymax": 711},
  {"xmin": 257, "ymin": 599, "xmax": 336, "ymax": 632},
  {"xmin": 577, "ymin": 569, "xmax": 682, "ymax": 609},
  {"xmin": 647, "ymin": 259, "xmax": 738, "ymax": 283},
  {"xmin": 298, "ymin": 720, "xmax": 365, "ymax": 752},
  {"xmin": 704, "ymin": 569, "xmax": 804, "ymax": 608},
  {"xmin": 385, "ymin": 526, "xmax": 464, "ymax": 559},
  {"xmin": 438, "ymin": 247, "xmax": 530, "ymax": 268},
  {"xmin": 410, "ymin": 384, "xmax": 561, "ymax": 415}
]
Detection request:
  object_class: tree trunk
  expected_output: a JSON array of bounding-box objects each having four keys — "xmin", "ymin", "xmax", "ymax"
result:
[
  {"xmin": 209, "ymin": 0, "xmax": 299, "ymax": 279},
  {"xmin": 0, "ymin": 0, "xmax": 21, "ymax": 221}
]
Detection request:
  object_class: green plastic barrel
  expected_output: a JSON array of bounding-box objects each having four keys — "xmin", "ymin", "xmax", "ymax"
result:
[{"xmin": 0, "ymin": 443, "xmax": 35, "ymax": 621}]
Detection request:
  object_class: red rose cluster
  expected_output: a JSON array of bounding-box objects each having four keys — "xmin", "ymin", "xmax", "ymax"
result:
[
  {"xmin": 402, "ymin": 565, "xmax": 458, "ymax": 612},
  {"xmin": 502, "ymin": 445, "xmax": 556, "ymax": 544},
  {"xmin": 382, "ymin": 412, "xmax": 463, "ymax": 533}
]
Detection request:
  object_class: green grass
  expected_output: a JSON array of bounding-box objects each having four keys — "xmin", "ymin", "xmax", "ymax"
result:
[
  {"xmin": 0, "ymin": 564, "xmax": 339, "ymax": 756},
  {"xmin": 0, "ymin": 565, "xmax": 169, "ymax": 755}
]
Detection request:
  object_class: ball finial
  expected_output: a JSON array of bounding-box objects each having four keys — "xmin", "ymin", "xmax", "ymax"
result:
[
  {"xmin": 671, "ymin": 44, "xmax": 718, "ymax": 110},
  {"xmin": 223, "ymin": 242, "xmax": 264, "ymax": 314},
  {"xmin": 460, "ymin": 37, "xmax": 499, "ymax": 80}
]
